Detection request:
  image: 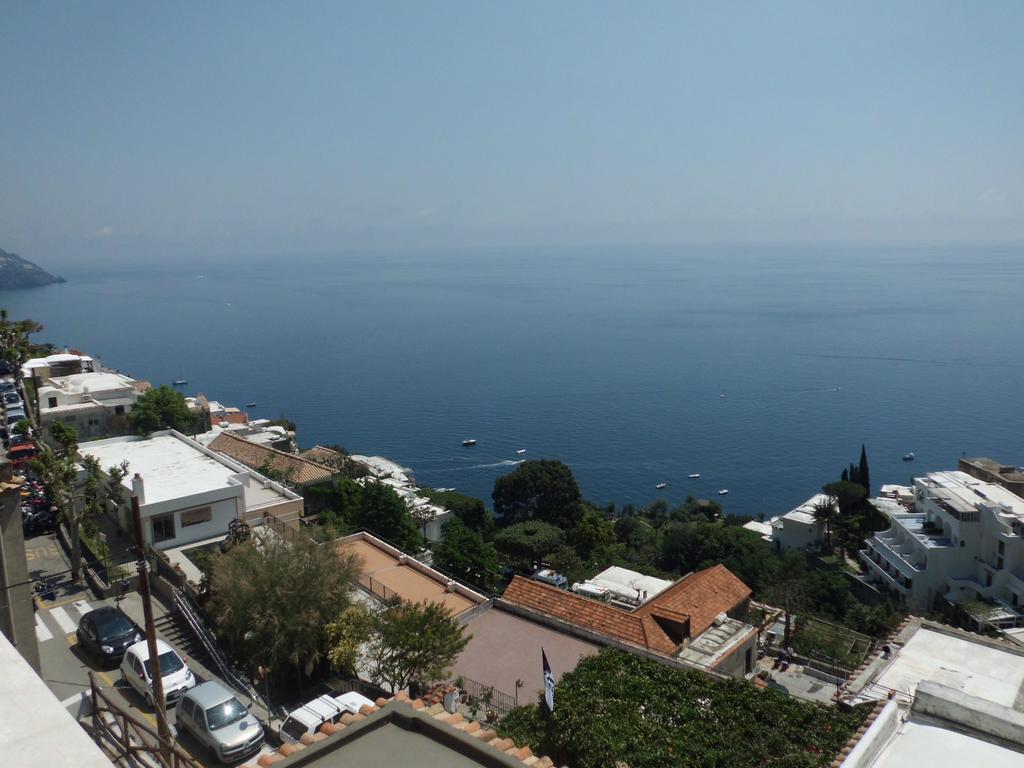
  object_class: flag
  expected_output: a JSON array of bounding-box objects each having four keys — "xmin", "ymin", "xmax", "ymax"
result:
[{"xmin": 542, "ymin": 647, "xmax": 555, "ymax": 712}]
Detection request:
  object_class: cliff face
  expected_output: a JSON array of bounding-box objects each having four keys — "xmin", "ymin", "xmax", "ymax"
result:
[{"xmin": 0, "ymin": 248, "xmax": 65, "ymax": 289}]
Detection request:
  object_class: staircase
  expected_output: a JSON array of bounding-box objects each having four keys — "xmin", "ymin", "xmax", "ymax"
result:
[{"xmin": 153, "ymin": 610, "xmax": 213, "ymax": 670}]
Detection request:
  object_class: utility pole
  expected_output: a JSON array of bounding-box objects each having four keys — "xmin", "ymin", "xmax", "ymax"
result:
[{"xmin": 131, "ymin": 487, "xmax": 172, "ymax": 746}]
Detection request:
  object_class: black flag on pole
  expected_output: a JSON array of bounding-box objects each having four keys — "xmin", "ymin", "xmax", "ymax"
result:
[{"xmin": 542, "ymin": 647, "xmax": 555, "ymax": 712}]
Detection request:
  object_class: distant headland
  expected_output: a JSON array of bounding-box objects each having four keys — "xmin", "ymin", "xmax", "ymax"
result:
[{"xmin": 0, "ymin": 247, "xmax": 65, "ymax": 289}]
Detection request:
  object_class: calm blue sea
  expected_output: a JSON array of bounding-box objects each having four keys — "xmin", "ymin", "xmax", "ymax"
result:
[{"xmin": 3, "ymin": 244, "xmax": 1022, "ymax": 519}]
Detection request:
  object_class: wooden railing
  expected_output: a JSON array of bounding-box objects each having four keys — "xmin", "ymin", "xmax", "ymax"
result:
[{"xmin": 88, "ymin": 672, "xmax": 202, "ymax": 768}]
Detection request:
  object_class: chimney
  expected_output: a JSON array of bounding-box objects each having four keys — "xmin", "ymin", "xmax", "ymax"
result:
[{"xmin": 132, "ymin": 473, "xmax": 145, "ymax": 505}]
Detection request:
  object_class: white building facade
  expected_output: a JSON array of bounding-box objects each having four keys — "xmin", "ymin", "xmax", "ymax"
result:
[
  {"xmin": 79, "ymin": 430, "xmax": 303, "ymax": 550},
  {"xmin": 37, "ymin": 371, "xmax": 139, "ymax": 439},
  {"xmin": 860, "ymin": 470, "xmax": 1024, "ymax": 626}
]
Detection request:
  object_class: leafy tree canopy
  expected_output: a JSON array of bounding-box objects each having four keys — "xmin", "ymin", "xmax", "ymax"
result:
[
  {"xmin": 433, "ymin": 517, "xmax": 500, "ymax": 592},
  {"xmin": 493, "ymin": 520, "xmax": 566, "ymax": 572},
  {"xmin": 492, "ymin": 459, "xmax": 582, "ymax": 528},
  {"xmin": 422, "ymin": 488, "xmax": 494, "ymax": 537},
  {"xmin": 206, "ymin": 530, "xmax": 361, "ymax": 683},
  {"xmin": 128, "ymin": 385, "xmax": 197, "ymax": 435},
  {"xmin": 499, "ymin": 649, "xmax": 872, "ymax": 768},
  {"xmin": 358, "ymin": 600, "xmax": 471, "ymax": 693}
]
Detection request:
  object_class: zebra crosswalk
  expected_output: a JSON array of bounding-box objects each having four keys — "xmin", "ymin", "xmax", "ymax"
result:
[{"xmin": 35, "ymin": 598, "xmax": 96, "ymax": 644}]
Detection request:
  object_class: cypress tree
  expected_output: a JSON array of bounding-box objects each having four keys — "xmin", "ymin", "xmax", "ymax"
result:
[
  {"xmin": 859, "ymin": 444, "xmax": 871, "ymax": 496},
  {"xmin": 841, "ymin": 468, "xmax": 849, "ymax": 482},
  {"xmin": 849, "ymin": 463, "xmax": 860, "ymax": 486}
]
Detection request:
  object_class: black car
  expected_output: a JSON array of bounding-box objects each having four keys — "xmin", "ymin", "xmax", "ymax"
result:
[{"xmin": 76, "ymin": 606, "xmax": 144, "ymax": 665}]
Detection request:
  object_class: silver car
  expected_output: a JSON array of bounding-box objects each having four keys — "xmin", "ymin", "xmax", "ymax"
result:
[{"xmin": 178, "ymin": 681, "xmax": 264, "ymax": 763}]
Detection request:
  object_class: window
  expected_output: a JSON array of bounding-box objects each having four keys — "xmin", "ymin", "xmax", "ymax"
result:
[
  {"xmin": 180, "ymin": 698, "xmax": 195, "ymax": 719},
  {"xmin": 998, "ymin": 541, "xmax": 1005, "ymax": 555},
  {"xmin": 47, "ymin": 397, "xmax": 57, "ymax": 408},
  {"xmin": 997, "ymin": 557, "xmax": 1004, "ymax": 570},
  {"xmin": 151, "ymin": 513, "xmax": 175, "ymax": 543},
  {"xmin": 180, "ymin": 506, "xmax": 212, "ymax": 527},
  {"xmin": 744, "ymin": 648, "xmax": 753, "ymax": 674},
  {"xmin": 115, "ymin": 405, "xmax": 125, "ymax": 415},
  {"xmin": 986, "ymin": 572, "xmax": 993, "ymax": 587}
]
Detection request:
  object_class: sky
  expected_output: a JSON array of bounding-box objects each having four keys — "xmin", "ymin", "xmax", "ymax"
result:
[{"xmin": 1, "ymin": 1, "xmax": 1022, "ymax": 265}]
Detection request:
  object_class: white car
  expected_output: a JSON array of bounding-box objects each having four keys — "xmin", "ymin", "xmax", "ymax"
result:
[{"xmin": 120, "ymin": 639, "xmax": 196, "ymax": 708}]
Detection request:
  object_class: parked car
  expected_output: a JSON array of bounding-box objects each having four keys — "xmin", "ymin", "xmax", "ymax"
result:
[
  {"xmin": 279, "ymin": 691, "xmax": 374, "ymax": 745},
  {"xmin": 178, "ymin": 681, "xmax": 264, "ymax": 763},
  {"xmin": 76, "ymin": 607, "xmax": 143, "ymax": 665},
  {"xmin": 8, "ymin": 440, "xmax": 37, "ymax": 469},
  {"xmin": 120, "ymin": 639, "xmax": 196, "ymax": 708},
  {"xmin": 2, "ymin": 391, "xmax": 20, "ymax": 407}
]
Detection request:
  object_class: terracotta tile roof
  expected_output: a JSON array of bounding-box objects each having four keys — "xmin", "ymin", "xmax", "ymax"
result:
[
  {"xmin": 240, "ymin": 691, "xmax": 563, "ymax": 768},
  {"xmin": 636, "ymin": 564, "xmax": 752, "ymax": 637},
  {"xmin": 208, "ymin": 432, "xmax": 335, "ymax": 486},
  {"xmin": 298, "ymin": 445, "xmax": 346, "ymax": 465},
  {"xmin": 501, "ymin": 565, "xmax": 752, "ymax": 656},
  {"xmin": 502, "ymin": 576, "xmax": 680, "ymax": 654}
]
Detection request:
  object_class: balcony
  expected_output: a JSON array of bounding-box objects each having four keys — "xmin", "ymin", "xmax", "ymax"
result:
[
  {"xmin": 859, "ymin": 551, "xmax": 910, "ymax": 594},
  {"xmin": 890, "ymin": 514, "xmax": 952, "ymax": 549},
  {"xmin": 867, "ymin": 536, "xmax": 922, "ymax": 578}
]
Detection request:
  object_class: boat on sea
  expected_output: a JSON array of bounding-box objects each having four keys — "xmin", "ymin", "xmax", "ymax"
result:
[
  {"xmin": 903, "ymin": 452, "xmax": 915, "ymax": 462},
  {"xmin": 655, "ymin": 482, "xmax": 667, "ymax": 490},
  {"xmin": 245, "ymin": 402, "xmax": 256, "ymax": 408},
  {"xmin": 688, "ymin": 473, "xmax": 700, "ymax": 479},
  {"xmin": 516, "ymin": 449, "xmax": 526, "ymax": 455},
  {"xmin": 718, "ymin": 489, "xmax": 729, "ymax": 495},
  {"xmin": 173, "ymin": 379, "xmax": 188, "ymax": 386},
  {"xmin": 462, "ymin": 439, "xmax": 478, "ymax": 447}
]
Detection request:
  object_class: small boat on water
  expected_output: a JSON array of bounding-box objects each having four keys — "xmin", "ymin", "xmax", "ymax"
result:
[
  {"xmin": 688, "ymin": 473, "xmax": 700, "ymax": 479},
  {"xmin": 462, "ymin": 439, "xmax": 478, "ymax": 447},
  {"xmin": 173, "ymin": 379, "xmax": 188, "ymax": 386},
  {"xmin": 718, "ymin": 489, "xmax": 729, "ymax": 495},
  {"xmin": 245, "ymin": 402, "xmax": 256, "ymax": 408},
  {"xmin": 903, "ymin": 452, "xmax": 915, "ymax": 462},
  {"xmin": 655, "ymin": 482, "xmax": 667, "ymax": 490},
  {"xmin": 516, "ymin": 449, "xmax": 526, "ymax": 455}
]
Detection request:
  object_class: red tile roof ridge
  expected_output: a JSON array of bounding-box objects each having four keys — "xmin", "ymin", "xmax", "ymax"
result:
[{"xmin": 635, "ymin": 563, "xmax": 751, "ymax": 637}]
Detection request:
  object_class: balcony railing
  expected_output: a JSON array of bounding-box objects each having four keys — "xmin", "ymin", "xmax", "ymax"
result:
[
  {"xmin": 859, "ymin": 551, "xmax": 910, "ymax": 593},
  {"xmin": 867, "ymin": 537, "xmax": 921, "ymax": 578}
]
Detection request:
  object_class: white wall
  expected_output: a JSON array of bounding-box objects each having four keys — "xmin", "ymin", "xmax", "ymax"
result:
[{"xmin": 142, "ymin": 493, "xmax": 242, "ymax": 550}]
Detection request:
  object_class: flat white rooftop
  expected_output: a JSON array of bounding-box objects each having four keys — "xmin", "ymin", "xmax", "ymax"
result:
[
  {"xmin": 42, "ymin": 371, "xmax": 134, "ymax": 393},
  {"xmin": 920, "ymin": 471, "xmax": 1024, "ymax": 518},
  {"xmin": 81, "ymin": 431, "xmax": 250, "ymax": 504},
  {"xmin": 0, "ymin": 632, "xmax": 111, "ymax": 768},
  {"xmin": 869, "ymin": 716, "xmax": 1023, "ymax": 768},
  {"xmin": 783, "ymin": 493, "xmax": 831, "ymax": 525},
  {"xmin": 586, "ymin": 566, "xmax": 673, "ymax": 603},
  {"xmin": 872, "ymin": 627, "xmax": 1024, "ymax": 707}
]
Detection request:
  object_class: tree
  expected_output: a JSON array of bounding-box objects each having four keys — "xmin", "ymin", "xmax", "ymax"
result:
[
  {"xmin": 206, "ymin": 530, "xmax": 361, "ymax": 686},
  {"xmin": 128, "ymin": 385, "xmax": 197, "ymax": 435},
  {"xmin": 493, "ymin": 521, "xmax": 566, "ymax": 571},
  {"xmin": 364, "ymin": 600, "xmax": 471, "ymax": 693},
  {"xmin": 325, "ymin": 605, "xmax": 375, "ymax": 676},
  {"xmin": 48, "ymin": 421, "xmax": 79, "ymax": 456},
  {"xmin": 570, "ymin": 506, "xmax": 617, "ymax": 559},
  {"xmin": 859, "ymin": 444, "xmax": 871, "ymax": 496},
  {"xmin": 423, "ymin": 488, "xmax": 494, "ymax": 537},
  {"xmin": 349, "ymin": 480, "xmax": 422, "ymax": 552},
  {"xmin": 492, "ymin": 460, "xmax": 582, "ymax": 528},
  {"xmin": 812, "ymin": 495, "xmax": 839, "ymax": 552},
  {"xmin": 31, "ymin": 445, "xmax": 99, "ymax": 583},
  {"xmin": 433, "ymin": 517, "xmax": 500, "ymax": 592}
]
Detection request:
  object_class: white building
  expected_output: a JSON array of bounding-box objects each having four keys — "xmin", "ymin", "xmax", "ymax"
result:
[
  {"xmin": 21, "ymin": 352, "xmax": 94, "ymax": 381},
  {"xmin": 575, "ymin": 565, "xmax": 673, "ymax": 608},
  {"xmin": 351, "ymin": 454, "xmax": 452, "ymax": 542},
  {"xmin": 37, "ymin": 371, "xmax": 141, "ymax": 439},
  {"xmin": 79, "ymin": 430, "xmax": 303, "ymax": 550},
  {"xmin": 743, "ymin": 494, "xmax": 829, "ymax": 551},
  {"xmin": 859, "ymin": 470, "xmax": 1024, "ymax": 626},
  {"xmin": 837, "ymin": 619, "xmax": 1024, "ymax": 767}
]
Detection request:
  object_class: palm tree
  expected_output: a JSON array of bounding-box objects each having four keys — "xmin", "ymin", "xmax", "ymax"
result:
[{"xmin": 812, "ymin": 495, "xmax": 839, "ymax": 553}]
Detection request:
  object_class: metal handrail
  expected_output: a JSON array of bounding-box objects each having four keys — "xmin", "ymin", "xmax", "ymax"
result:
[{"xmin": 171, "ymin": 587, "xmax": 269, "ymax": 713}]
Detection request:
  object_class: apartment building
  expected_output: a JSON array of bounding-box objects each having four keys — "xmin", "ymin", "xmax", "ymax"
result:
[{"xmin": 859, "ymin": 470, "xmax": 1024, "ymax": 627}]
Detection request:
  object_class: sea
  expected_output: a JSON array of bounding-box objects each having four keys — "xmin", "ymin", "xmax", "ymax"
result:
[{"xmin": 2, "ymin": 243, "xmax": 1022, "ymax": 520}]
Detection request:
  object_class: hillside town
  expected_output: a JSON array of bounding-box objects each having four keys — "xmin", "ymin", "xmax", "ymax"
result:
[{"xmin": 4, "ymin": 322, "xmax": 1024, "ymax": 768}]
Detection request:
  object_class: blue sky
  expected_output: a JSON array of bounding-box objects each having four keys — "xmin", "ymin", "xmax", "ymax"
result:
[{"xmin": 2, "ymin": 2, "xmax": 1022, "ymax": 262}]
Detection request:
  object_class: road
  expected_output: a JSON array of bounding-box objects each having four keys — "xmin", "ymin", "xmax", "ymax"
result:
[{"xmin": 29, "ymin": 531, "xmax": 276, "ymax": 766}]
